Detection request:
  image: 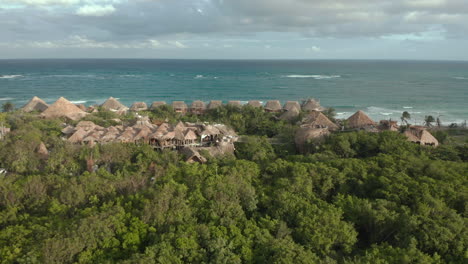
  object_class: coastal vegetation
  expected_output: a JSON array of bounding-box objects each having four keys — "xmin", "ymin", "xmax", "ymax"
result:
[{"xmin": 0, "ymin": 103, "xmax": 467, "ymax": 263}]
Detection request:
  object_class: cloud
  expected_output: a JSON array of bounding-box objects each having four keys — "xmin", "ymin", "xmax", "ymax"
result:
[
  {"xmin": 76, "ymin": 4, "xmax": 115, "ymax": 16},
  {"xmin": 169, "ymin": 41, "xmax": 187, "ymax": 48},
  {"xmin": 306, "ymin": 46, "xmax": 321, "ymax": 52}
]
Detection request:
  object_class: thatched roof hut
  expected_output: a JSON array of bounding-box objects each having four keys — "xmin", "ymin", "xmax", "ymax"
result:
[
  {"xmin": 378, "ymin": 120, "xmax": 399, "ymax": 132},
  {"xmin": 208, "ymin": 100, "xmax": 222, "ymax": 109},
  {"xmin": 76, "ymin": 121, "xmax": 97, "ymax": 131},
  {"xmin": 295, "ymin": 127, "xmax": 330, "ymax": 153},
  {"xmin": 283, "ymin": 101, "xmax": 301, "ymax": 112},
  {"xmin": 265, "ymin": 100, "xmax": 282, "ymax": 112},
  {"xmin": 68, "ymin": 128, "xmax": 89, "ymax": 144},
  {"xmin": 303, "ymin": 111, "xmax": 339, "ymax": 131},
  {"xmin": 172, "ymin": 101, "xmax": 188, "ymax": 113},
  {"xmin": 118, "ymin": 128, "xmax": 136, "ymax": 143},
  {"xmin": 302, "ymin": 98, "xmax": 323, "ymax": 112},
  {"xmin": 130, "ymin": 102, "xmax": 148, "ymax": 112},
  {"xmin": 279, "ymin": 106, "xmax": 300, "ymax": 121},
  {"xmin": 62, "ymin": 125, "xmax": 76, "ymax": 135},
  {"xmin": 150, "ymin": 101, "xmax": 166, "ymax": 110},
  {"xmin": 346, "ymin": 110, "xmax": 376, "ymax": 129},
  {"xmin": 404, "ymin": 126, "xmax": 439, "ymax": 146},
  {"xmin": 190, "ymin": 101, "xmax": 206, "ymax": 114},
  {"xmin": 180, "ymin": 147, "xmax": 207, "ymax": 164},
  {"xmin": 248, "ymin": 100, "xmax": 263, "ymax": 108},
  {"xmin": 228, "ymin": 101, "xmax": 242, "ymax": 107},
  {"xmin": 184, "ymin": 130, "xmax": 198, "ymax": 141},
  {"xmin": 76, "ymin": 104, "xmax": 87, "ymax": 112},
  {"xmin": 40, "ymin": 97, "xmax": 88, "ymax": 121},
  {"xmin": 134, "ymin": 126, "xmax": 152, "ymax": 141},
  {"xmin": 101, "ymin": 97, "xmax": 128, "ymax": 112},
  {"xmin": 22, "ymin": 96, "xmax": 49, "ymax": 113}
]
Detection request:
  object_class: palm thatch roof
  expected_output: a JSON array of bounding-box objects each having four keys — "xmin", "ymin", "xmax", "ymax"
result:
[
  {"xmin": 68, "ymin": 128, "xmax": 89, "ymax": 143},
  {"xmin": 303, "ymin": 111, "xmax": 339, "ymax": 131},
  {"xmin": 172, "ymin": 101, "xmax": 188, "ymax": 110},
  {"xmin": 76, "ymin": 121, "xmax": 97, "ymax": 131},
  {"xmin": 184, "ymin": 130, "xmax": 198, "ymax": 141},
  {"xmin": 283, "ymin": 101, "xmax": 301, "ymax": 112},
  {"xmin": 279, "ymin": 106, "xmax": 300, "ymax": 121},
  {"xmin": 22, "ymin": 96, "xmax": 49, "ymax": 113},
  {"xmin": 201, "ymin": 125, "xmax": 221, "ymax": 136},
  {"xmin": 302, "ymin": 98, "xmax": 323, "ymax": 112},
  {"xmin": 191, "ymin": 100, "xmax": 206, "ymax": 109},
  {"xmin": 180, "ymin": 147, "xmax": 207, "ymax": 164},
  {"xmin": 130, "ymin": 102, "xmax": 148, "ymax": 111},
  {"xmin": 404, "ymin": 126, "xmax": 439, "ymax": 146},
  {"xmin": 101, "ymin": 97, "xmax": 128, "ymax": 112},
  {"xmin": 228, "ymin": 101, "xmax": 242, "ymax": 107},
  {"xmin": 40, "ymin": 97, "xmax": 88, "ymax": 121},
  {"xmin": 346, "ymin": 110, "xmax": 376, "ymax": 129},
  {"xmin": 134, "ymin": 126, "xmax": 152, "ymax": 141},
  {"xmin": 150, "ymin": 101, "xmax": 166, "ymax": 109},
  {"xmin": 61, "ymin": 125, "xmax": 76, "ymax": 135},
  {"xmin": 76, "ymin": 104, "xmax": 87, "ymax": 112},
  {"xmin": 378, "ymin": 120, "xmax": 399, "ymax": 132},
  {"xmin": 248, "ymin": 100, "xmax": 263, "ymax": 108},
  {"xmin": 208, "ymin": 100, "xmax": 222, "ymax": 109},
  {"xmin": 265, "ymin": 100, "xmax": 282, "ymax": 112},
  {"xmin": 295, "ymin": 128, "xmax": 330, "ymax": 153}
]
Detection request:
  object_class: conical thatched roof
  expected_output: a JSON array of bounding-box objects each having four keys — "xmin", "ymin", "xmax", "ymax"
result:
[
  {"xmin": 76, "ymin": 121, "xmax": 96, "ymax": 131},
  {"xmin": 228, "ymin": 101, "xmax": 241, "ymax": 107},
  {"xmin": 404, "ymin": 126, "xmax": 439, "ymax": 146},
  {"xmin": 181, "ymin": 147, "xmax": 207, "ymax": 164},
  {"xmin": 295, "ymin": 127, "xmax": 330, "ymax": 153},
  {"xmin": 68, "ymin": 128, "xmax": 89, "ymax": 143},
  {"xmin": 265, "ymin": 100, "xmax": 282, "ymax": 112},
  {"xmin": 302, "ymin": 98, "xmax": 322, "ymax": 112},
  {"xmin": 184, "ymin": 130, "xmax": 198, "ymax": 141},
  {"xmin": 150, "ymin": 101, "xmax": 166, "ymax": 109},
  {"xmin": 279, "ymin": 106, "xmax": 300, "ymax": 121},
  {"xmin": 101, "ymin": 97, "xmax": 128, "ymax": 111},
  {"xmin": 172, "ymin": 101, "xmax": 188, "ymax": 109},
  {"xmin": 61, "ymin": 125, "xmax": 76, "ymax": 135},
  {"xmin": 208, "ymin": 100, "xmax": 222, "ymax": 109},
  {"xmin": 303, "ymin": 111, "xmax": 339, "ymax": 131},
  {"xmin": 284, "ymin": 101, "xmax": 301, "ymax": 112},
  {"xmin": 248, "ymin": 100, "xmax": 263, "ymax": 108},
  {"xmin": 134, "ymin": 126, "xmax": 152, "ymax": 141},
  {"xmin": 346, "ymin": 110, "xmax": 376, "ymax": 129},
  {"xmin": 191, "ymin": 100, "xmax": 206, "ymax": 109},
  {"xmin": 22, "ymin": 96, "xmax": 49, "ymax": 113},
  {"xmin": 130, "ymin": 102, "xmax": 148, "ymax": 111},
  {"xmin": 41, "ymin": 97, "xmax": 88, "ymax": 121},
  {"xmin": 76, "ymin": 104, "xmax": 87, "ymax": 112}
]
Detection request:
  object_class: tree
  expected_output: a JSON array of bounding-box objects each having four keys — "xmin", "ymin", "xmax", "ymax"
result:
[
  {"xmin": 2, "ymin": 102, "xmax": 14, "ymax": 113},
  {"xmin": 401, "ymin": 111, "xmax": 411, "ymax": 126},
  {"xmin": 424, "ymin": 115, "xmax": 435, "ymax": 127}
]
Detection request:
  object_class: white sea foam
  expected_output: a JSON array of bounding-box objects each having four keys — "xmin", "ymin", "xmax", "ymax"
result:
[
  {"xmin": 195, "ymin": 75, "xmax": 204, "ymax": 79},
  {"xmin": 71, "ymin": 100, "xmax": 87, "ymax": 104},
  {"xmin": 453, "ymin": 76, "xmax": 468, "ymax": 80},
  {"xmin": 284, "ymin": 74, "xmax": 341, "ymax": 79},
  {"xmin": 0, "ymin": 97, "xmax": 14, "ymax": 101},
  {"xmin": 0, "ymin": 75, "xmax": 23, "ymax": 79},
  {"xmin": 403, "ymin": 106, "xmax": 413, "ymax": 109}
]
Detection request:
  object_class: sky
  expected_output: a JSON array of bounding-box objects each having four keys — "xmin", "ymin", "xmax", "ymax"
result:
[{"xmin": 0, "ymin": 0, "xmax": 468, "ymax": 60}]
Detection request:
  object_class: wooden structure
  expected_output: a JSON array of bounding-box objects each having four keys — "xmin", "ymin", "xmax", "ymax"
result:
[
  {"xmin": 265, "ymin": 100, "xmax": 282, "ymax": 112},
  {"xmin": 40, "ymin": 97, "xmax": 88, "ymax": 121},
  {"xmin": 22, "ymin": 96, "xmax": 49, "ymax": 113},
  {"xmin": 404, "ymin": 126, "xmax": 439, "ymax": 146},
  {"xmin": 172, "ymin": 101, "xmax": 188, "ymax": 114},
  {"xmin": 207, "ymin": 100, "xmax": 222, "ymax": 110},
  {"xmin": 190, "ymin": 101, "xmax": 206, "ymax": 115},
  {"xmin": 130, "ymin": 102, "xmax": 148, "ymax": 111},
  {"xmin": 346, "ymin": 110, "xmax": 376, "ymax": 130}
]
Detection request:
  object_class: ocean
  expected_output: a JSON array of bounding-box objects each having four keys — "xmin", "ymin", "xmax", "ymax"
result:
[{"xmin": 0, "ymin": 59, "xmax": 467, "ymax": 125}]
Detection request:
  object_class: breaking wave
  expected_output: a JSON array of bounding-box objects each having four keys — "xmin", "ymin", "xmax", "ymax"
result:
[
  {"xmin": 453, "ymin": 77, "xmax": 468, "ymax": 80},
  {"xmin": 284, "ymin": 74, "xmax": 341, "ymax": 79},
  {"xmin": 0, "ymin": 75, "xmax": 23, "ymax": 79},
  {"xmin": 70, "ymin": 100, "xmax": 87, "ymax": 104},
  {"xmin": 0, "ymin": 97, "xmax": 14, "ymax": 101}
]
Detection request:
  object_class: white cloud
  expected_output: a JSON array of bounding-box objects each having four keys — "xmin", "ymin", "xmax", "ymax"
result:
[
  {"xmin": 307, "ymin": 46, "xmax": 321, "ymax": 52},
  {"xmin": 76, "ymin": 4, "xmax": 115, "ymax": 16},
  {"xmin": 169, "ymin": 41, "xmax": 187, "ymax": 48},
  {"xmin": 2, "ymin": 0, "xmax": 79, "ymax": 6}
]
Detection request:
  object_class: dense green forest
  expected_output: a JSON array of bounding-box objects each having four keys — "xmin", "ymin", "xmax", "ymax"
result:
[{"xmin": 0, "ymin": 107, "xmax": 467, "ymax": 263}]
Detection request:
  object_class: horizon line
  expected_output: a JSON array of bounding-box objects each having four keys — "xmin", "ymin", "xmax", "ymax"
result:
[{"xmin": 1, "ymin": 58, "xmax": 468, "ymax": 62}]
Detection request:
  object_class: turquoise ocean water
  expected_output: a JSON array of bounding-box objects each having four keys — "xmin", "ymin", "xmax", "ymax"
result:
[{"xmin": 0, "ymin": 59, "xmax": 467, "ymax": 124}]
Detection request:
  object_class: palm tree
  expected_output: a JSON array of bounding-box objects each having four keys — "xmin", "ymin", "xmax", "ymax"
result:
[
  {"xmin": 424, "ymin": 115, "xmax": 435, "ymax": 127},
  {"xmin": 2, "ymin": 102, "xmax": 14, "ymax": 113},
  {"xmin": 401, "ymin": 111, "xmax": 411, "ymax": 126}
]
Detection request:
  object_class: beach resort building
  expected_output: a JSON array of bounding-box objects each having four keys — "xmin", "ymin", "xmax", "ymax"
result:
[
  {"xmin": 172, "ymin": 101, "xmax": 188, "ymax": 114},
  {"xmin": 150, "ymin": 101, "xmax": 166, "ymax": 110},
  {"xmin": 40, "ymin": 97, "xmax": 88, "ymax": 121},
  {"xmin": 190, "ymin": 101, "xmax": 206, "ymax": 115},
  {"xmin": 22, "ymin": 96, "xmax": 49, "ymax": 113},
  {"xmin": 130, "ymin": 102, "xmax": 148, "ymax": 112},
  {"xmin": 404, "ymin": 126, "xmax": 439, "ymax": 146},
  {"xmin": 265, "ymin": 100, "xmax": 282, "ymax": 112},
  {"xmin": 101, "ymin": 97, "xmax": 129, "ymax": 113}
]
